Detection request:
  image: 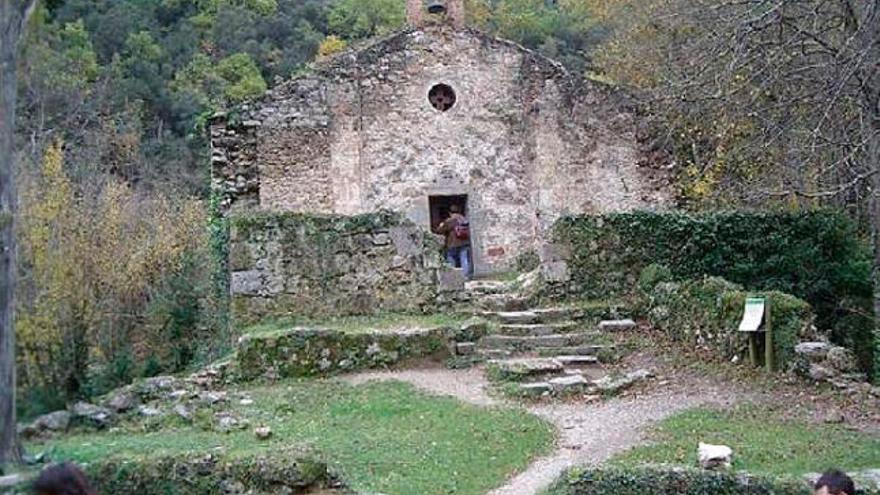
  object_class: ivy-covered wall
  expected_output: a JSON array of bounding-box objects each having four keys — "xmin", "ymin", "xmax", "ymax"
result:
[
  {"xmin": 640, "ymin": 274, "xmax": 813, "ymax": 369},
  {"xmin": 228, "ymin": 211, "xmax": 443, "ymax": 325},
  {"xmin": 551, "ymin": 211, "xmax": 874, "ymax": 375}
]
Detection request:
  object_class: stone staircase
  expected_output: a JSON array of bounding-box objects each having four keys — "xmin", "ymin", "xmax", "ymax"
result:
[
  {"xmin": 456, "ymin": 277, "xmax": 637, "ymax": 396},
  {"xmin": 481, "ymin": 308, "xmax": 634, "ymax": 395}
]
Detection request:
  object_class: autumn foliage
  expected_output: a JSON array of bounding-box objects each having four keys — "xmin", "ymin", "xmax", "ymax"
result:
[{"xmin": 16, "ymin": 142, "xmax": 215, "ymax": 410}]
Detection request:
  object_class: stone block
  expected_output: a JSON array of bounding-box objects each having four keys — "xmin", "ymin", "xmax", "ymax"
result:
[
  {"xmin": 549, "ymin": 374, "xmax": 587, "ymax": 392},
  {"xmin": 231, "ymin": 270, "xmax": 264, "ymax": 295},
  {"xmin": 438, "ymin": 267, "xmax": 466, "ymax": 292},
  {"xmin": 372, "ymin": 233, "xmax": 391, "ymax": 245},
  {"xmin": 794, "ymin": 342, "xmax": 831, "ymax": 360},
  {"xmin": 389, "ymin": 226, "xmax": 420, "ymax": 256},
  {"xmin": 455, "ymin": 342, "xmax": 476, "ymax": 355},
  {"xmin": 539, "ymin": 243, "xmax": 571, "ymax": 262},
  {"xmin": 541, "ymin": 261, "xmax": 570, "ymax": 283},
  {"xmin": 698, "ymin": 442, "xmax": 733, "ymax": 470},
  {"xmin": 519, "ymin": 382, "xmax": 552, "ymax": 396},
  {"xmin": 592, "ymin": 369, "xmax": 653, "ymax": 394}
]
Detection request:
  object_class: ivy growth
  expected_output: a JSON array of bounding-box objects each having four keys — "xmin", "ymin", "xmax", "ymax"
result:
[{"xmin": 553, "ymin": 210, "xmax": 874, "ymax": 377}]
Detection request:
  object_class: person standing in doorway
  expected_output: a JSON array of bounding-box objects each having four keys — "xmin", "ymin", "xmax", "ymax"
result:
[{"xmin": 435, "ymin": 204, "xmax": 473, "ymax": 279}]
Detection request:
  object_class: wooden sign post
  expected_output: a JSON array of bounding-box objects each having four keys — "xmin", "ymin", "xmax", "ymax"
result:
[{"xmin": 738, "ymin": 296, "xmax": 773, "ymax": 372}]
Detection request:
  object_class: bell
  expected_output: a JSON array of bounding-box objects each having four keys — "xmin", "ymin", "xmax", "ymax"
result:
[{"xmin": 427, "ymin": 0, "xmax": 447, "ymax": 14}]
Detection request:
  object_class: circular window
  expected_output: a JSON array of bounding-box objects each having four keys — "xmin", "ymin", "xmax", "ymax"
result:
[{"xmin": 428, "ymin": 84, "xmax": 457, "ymax": 112}]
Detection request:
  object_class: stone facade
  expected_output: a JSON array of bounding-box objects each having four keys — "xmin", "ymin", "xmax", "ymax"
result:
[
  {"xmin": 229, "ymin": 212, "xmax": 443, "ymax": 324},
  {"xmin": 211, "ymin": 24, "xmax": 669, "ymax": 274}
]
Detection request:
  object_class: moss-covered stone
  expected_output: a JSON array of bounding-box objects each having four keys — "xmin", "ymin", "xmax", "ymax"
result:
[
  {"xmin": 236, "ymin": 326, "xmax": 453, "ymax": 380},
  {"xmin": 84, "ymin": 448, "xmax": 330, "ymax": 495},
  {"xmin": 227, "ymin": 210, "xmax": 443, "ymax": 325}
]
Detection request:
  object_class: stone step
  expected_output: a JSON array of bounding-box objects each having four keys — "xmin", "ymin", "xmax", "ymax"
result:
[
  {"xmin": 479, "ymin": 332, "xmax": 597, "ymax": 351},
  {"xmin": 488, "ymin": 358, "xmax": 565, "ymax": 380},
  {"xmin": 498, "ymin": 322, "xmax": 579, "ymax": 337},
  {"xmin": 488, "ymin": 358, "xmax": 564, "ymax": 376},
  {"xmin": 535, "ymin": 345, "xmax": 612, "ymax": 357},
  {"xmin": 518, "ymin": 382, "xmax": 552, "ymax": 396},
  {"xmin": 483, "ymin": 307, "xmax": 577, "ymax": 325},
  {"xmin": 549, "ymin": 374, "xmax": 588, "ymax": 392},
  {"xmin": 477, "ymin": 349, "xmax": 513, "ymax": 359},
  {"xmin": 475, "ymin": 294, "xmax": 530, "ymax": 312},
  {"xmin": 455, "ymin": 342, "xmax": 476, "ymax": 355},
  {"xmin": 465, "ymin": 280, "xmax": 512, "ymax": 295},
  {"xmin": 554, "ymin": 355, "xmax": 599, "ymax": 367},
  {"xmin": 518, "ymin": 374, "xmax": 589, "ymax": 396},
  {"xmin": 598, "ymin": 319, "xmax": 637, "ymax": 332}
]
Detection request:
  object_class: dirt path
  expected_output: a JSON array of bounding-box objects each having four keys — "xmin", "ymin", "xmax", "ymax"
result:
[{"xmin": 344, "ymin": 365, "xmax": 753, "ymax": 495}]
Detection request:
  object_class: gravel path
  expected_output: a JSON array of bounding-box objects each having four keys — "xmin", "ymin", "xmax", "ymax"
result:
[{"xmin": 343, "ymin": 365, "xmax": 752, "ymax": 495}]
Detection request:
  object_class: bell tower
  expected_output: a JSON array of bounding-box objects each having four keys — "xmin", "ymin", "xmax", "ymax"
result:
[{"xmin": 406, "ymin": 0, "xmax": 465, "ymax": 29}]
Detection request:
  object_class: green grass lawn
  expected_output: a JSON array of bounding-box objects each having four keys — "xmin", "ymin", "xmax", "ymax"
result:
[
  {"xmin": 243, "ymin": 312, "xmax": 470, "ymax": 337},
  {"xmin": 611, "ymin": 406, "xmax": 880, "ymax": 476},
  {"xmin": 33, "ymin": 379, "xmax": 554, "ymax": 495}
]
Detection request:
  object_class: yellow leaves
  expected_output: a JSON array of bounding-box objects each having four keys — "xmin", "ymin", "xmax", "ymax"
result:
[
  {"xmin": 317, "ymin": 35, "xmax": 348, "ymax": 60},
  {"xmin": 17, "ymin": 143, "xmax": 208, "ymax": 392}
]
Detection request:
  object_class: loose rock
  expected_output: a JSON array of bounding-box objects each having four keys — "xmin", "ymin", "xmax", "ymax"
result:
[
  {"xmin": 106, "ymin": 390, "xmax": 139, "ymax": 413},
  {"xmin": 592, "ymin": 369, "xmax": 654, "ymax": 394},
  {"xmin": 137, "ymin": 405, "xmax": 162, "ymax": 417},
  {"xmin": 174, "ymin": 403, "xmax": 194, "ymax": 421},
  {"xmin": 698, "ymin": 442, "xmax": 733, "ymax": 470},
  {"xmin": 794, "ymin": 342, "xmax": 831, "ymax": 360},
  {"xmin": 71, "ymin": 402, "xmax": 113, "ymax": 428},
  {"xmin": 254, "ymin": 426, "xmax": 272, "ymax": 439}
]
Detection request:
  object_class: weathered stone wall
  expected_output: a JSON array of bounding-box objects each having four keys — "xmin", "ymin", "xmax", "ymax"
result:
[
  {"xmin": 211, "ymin": 26, "xmax": 670, "ymax": 274},
  {"xmin": 228, "ymin": 211, "xmax": 443, "ymax": 325},
  {"xmin": 236, "ymin": 327, "xmax": 452, "ymax": 380}
]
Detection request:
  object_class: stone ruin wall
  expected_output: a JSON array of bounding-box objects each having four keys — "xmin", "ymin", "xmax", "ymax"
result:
[
  {"xmin": 228, "ymin": 212, "xmax": 445, "ymax": 325},
  {"xmin": 211, "ymin": 26, "xmax": 669, "ymax": 274}
]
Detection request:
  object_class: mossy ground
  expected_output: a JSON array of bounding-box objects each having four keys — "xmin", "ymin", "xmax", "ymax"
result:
[
  {"xmin": 610, "ymin": 406, "xmax": 880, "ymax": 476},
  {"xmin": 30, "ymin": 379, "xmax": 554, "ymax": 495},
  {"xmin": 242, "ymin": 312, "xmax": 470, "ymax": 338}
]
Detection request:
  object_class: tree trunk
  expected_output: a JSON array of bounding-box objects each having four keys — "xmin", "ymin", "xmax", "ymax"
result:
[
  {"xmin": 0, "ymin": 0, "xmax": 32, "ymax": 466},
  {"xmin": 870, "ymin": 131, "xmax": 880, "ymax": 383}
]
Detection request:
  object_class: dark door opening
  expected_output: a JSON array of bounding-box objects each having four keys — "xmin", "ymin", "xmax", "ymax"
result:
[{"xmin": 429, "ymin": 194, "xmax": 468, "ymax": 232}]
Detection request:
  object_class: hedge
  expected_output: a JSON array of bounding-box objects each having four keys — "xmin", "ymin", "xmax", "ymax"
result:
[
  {"xmin": 640, "ymin": 275, "xmax": 813, "ymax": 369},
  {"xmin": 552, "ymin": 211, "xmax": 874, "ymax": 376},
  {"xmin": 548, "ymin": 467, "xmax": 880, "ymax": 495}
]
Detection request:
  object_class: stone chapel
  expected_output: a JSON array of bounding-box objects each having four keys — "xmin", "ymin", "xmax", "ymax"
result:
[{"xmin": 210, "ymin": 0, "xmax": 669, "ymax": 276}]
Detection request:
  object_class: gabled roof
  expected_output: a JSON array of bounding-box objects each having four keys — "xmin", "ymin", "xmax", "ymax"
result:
[{"xmin": 314, "ymin": 25, "xmax": 570, "ymax": 80}]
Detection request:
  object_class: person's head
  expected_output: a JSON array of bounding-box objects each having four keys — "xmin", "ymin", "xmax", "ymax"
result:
[
  {"xmin": 33, "ymin": 463, "xmax": 98, "ymax": 495},
  {"xmin": 814, "ymin": 470, "xmax": 855, "ymax": 495},
  {"xmin": 449, "ymin": 204, "xmax": 461, "ymax": 214}
]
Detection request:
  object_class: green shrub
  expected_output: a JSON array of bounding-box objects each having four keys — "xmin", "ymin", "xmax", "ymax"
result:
[
  {"xmin": 553, "ymin": 211, "xmax": 873, "ymax": 375},
  {"xmin": 547, "ymin": 467, "xmax": 838, "ymax": 495},
  {"xmin": 642, "ymin": 275, "xmax": 812, "ymax": 369},
  {"xmin": 516, "ymin": 249, "xmax": 541, "ymax": 272},
  {"xmin": 638, "ymin": 263, "xmax": 673, "ymax": 293}
]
